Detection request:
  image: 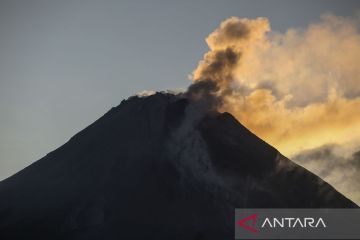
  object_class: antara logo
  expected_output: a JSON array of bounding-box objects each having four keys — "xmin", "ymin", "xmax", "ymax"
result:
[
  {"xmin": 261, "ymin": 217, "xmax": 327, "ymax": 228},
  {"xmin": 237, "ymin": 214, "xmax": 326, "ymax": 234}
]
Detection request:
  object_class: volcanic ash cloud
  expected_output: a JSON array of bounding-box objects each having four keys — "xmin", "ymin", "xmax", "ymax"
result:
[{"xmin": 187, "ymin": 13, "xmax": 360, "ymax": 157}]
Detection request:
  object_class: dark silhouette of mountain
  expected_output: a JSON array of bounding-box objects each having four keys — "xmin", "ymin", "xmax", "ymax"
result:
[{"xmin": 0, "ymin": 92, "xmax": 357, "ymax": 239}]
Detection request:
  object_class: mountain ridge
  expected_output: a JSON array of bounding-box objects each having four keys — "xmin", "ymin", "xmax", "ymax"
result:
[{"xmin": 0, "ymin": 92, "xmax": 357, "ymax": 240}]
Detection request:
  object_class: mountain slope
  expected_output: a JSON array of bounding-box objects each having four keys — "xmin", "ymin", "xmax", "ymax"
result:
[{"xmin": 0, "ymin": 92, "xmax": 357, "ymax": 240}]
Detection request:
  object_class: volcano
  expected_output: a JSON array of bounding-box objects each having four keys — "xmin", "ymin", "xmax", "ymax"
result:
[{"xmin": 0, "ymin": 92, "xmax": 357, "ymax": 239}]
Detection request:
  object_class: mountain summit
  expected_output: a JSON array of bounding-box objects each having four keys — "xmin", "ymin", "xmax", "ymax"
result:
[{"xmin": 0, "ymin": 92, "xmax": 357, "ymax": 239}]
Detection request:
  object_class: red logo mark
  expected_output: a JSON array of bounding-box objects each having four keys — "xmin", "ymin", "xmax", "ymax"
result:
[{"xmin": 237, "ymin": 213, "xmax": 258, "ymax": 233}]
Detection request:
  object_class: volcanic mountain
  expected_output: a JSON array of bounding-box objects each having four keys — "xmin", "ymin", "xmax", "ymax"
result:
[{"xmin": 0, "ymin": 92, "xmax": 357, "ymax": 239}]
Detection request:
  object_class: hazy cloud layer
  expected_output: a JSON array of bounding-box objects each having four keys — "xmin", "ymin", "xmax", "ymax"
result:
[{"xmin": 293, "ymin": 144, "xmax": 360, "ymax": 204}]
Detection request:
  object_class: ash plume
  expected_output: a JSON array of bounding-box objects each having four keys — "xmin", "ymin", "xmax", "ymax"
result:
[
  {"xmin": 186, "ymin": 17, "xmax": 270, "ymax": 111},
  {"xmin": 186, "ymin": 13, "xmax": 360, "ymax": 157}
]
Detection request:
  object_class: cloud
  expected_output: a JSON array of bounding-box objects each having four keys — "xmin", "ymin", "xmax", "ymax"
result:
[
  {"xmin": 293, "ymin": 144, "xmax": 360, "ymax": 205},
  {"xmin": 136, "ymin": 90, "xmax": 156, "ymax": 97},
  {"xmin": 187, "ymin": 13, "xmax": 360, "ymax": 156}
]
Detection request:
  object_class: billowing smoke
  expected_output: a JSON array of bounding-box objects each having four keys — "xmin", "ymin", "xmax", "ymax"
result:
[
  {"xmin": 186, "ymin": 17, "xmax": 270, "ymax": 111},
  {"xmin": 187, "ymin": 13, "xmax": 360, "ymax": 157}
]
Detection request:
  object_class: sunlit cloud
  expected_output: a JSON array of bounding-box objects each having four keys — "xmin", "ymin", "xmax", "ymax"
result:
[{"xmin": 189, "ymin": 13, "xmax": 360, "ymax": 157}]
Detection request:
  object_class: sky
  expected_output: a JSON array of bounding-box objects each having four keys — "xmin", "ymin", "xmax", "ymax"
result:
[{"xmin": 0, "ymin": 0, "xmax": 359, "ymax": 181}]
